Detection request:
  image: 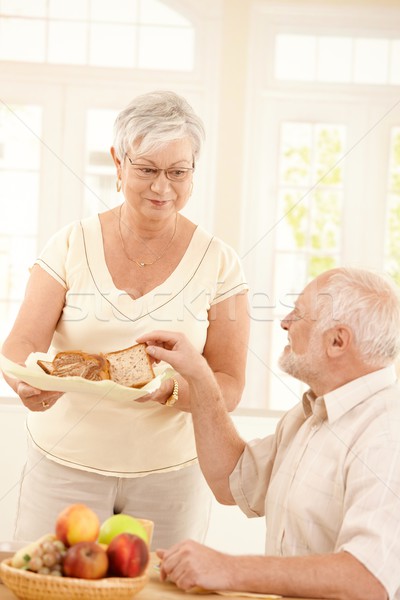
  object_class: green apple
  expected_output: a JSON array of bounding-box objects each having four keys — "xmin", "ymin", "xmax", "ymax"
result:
[{"xmin": 98, "ymin": 514, "xmax": 148, "ymax": 546}]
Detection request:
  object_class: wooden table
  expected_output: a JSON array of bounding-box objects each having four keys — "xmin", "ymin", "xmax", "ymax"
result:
[{"xmin": 0, "ymin": 553, "xmax": 325, "ymax": 600}]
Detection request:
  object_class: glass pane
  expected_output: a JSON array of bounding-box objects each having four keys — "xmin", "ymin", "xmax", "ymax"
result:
[
  {"xmin": 280, "ymin": 123, "xmax": 312, "ymax": 186},
  {"xmin": 48, "ymin": 22, "xmax": 87, "ymax": 64},
  {"xmin": 139, "ymin": 0, "xmax": 190, "ymax": 26},
  {"xmin": 0, "ymin": 18, "xmax": 46, "ymax": 61},
  {"xmin": 317, "ymin": 36, "xmax": 352, "ymax": 83},
  {"xmin": 385, "ymin": 127, "xmax": 400, "ymax": 285},
  {"xmin": 84, "ymin": 109, "xmax": 119, "ymax": 215},
  {"xmin": 314, "ymin": 124, "xmax": 346, "ymax": 185},
  {"xmin": 138, "ymin": 25, "xmax": 194, "ymax": 70},
  {"xmin": 354, "ymin": 38, "xmax": 389, "ymax": 84},
  {"xmin": 1, "ymin": 0, "xmax": 46, "ymax": 17},
  {"xmin": 49, "ymin": 0, "xmax": 89, "ymax": 19},
  {"xmin": 90, "ymin": 0, "xmax": 137, "ymax": 23},
  {"xmin": 90, "ymin": 23, "xmax": 136, "ymax": 67},
  {"xmin": 276, "ymin": 189, "xmax": 309, "ymax": 251},
  {"xmin": 0, "ymin": 105, "xmax": 42, "ymax": 169},
  {"xmin": 0, "ymin": 172, "xmax": 39, "ymax": 235},
  {"xmin": 0, "ymin": 236, "xmax": 35, "ymax": 342},
  {"xmin": 390, "ymin": 40, "xmax": 400, "ymax": 85},
  {"xmin": 310, "ymin": 190, "xmax": 341, "ymax": 252},
  {"xmin": 275, "ymin": 34, "xmax": 316, "ymax": 82},
  {"xmin": 274, "ymin": 253, "xmax": 308, "ymax": 309}
]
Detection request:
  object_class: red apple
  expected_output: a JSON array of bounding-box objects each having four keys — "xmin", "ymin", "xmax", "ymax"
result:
[
  {"xmin": 106, "ymin": 533, "xmax": 149, "ymax": 578},
  {"xmin": 62, "ymin": 541, "xmax": 108, "ymax": 579},
  {"xmin": 55, "ymin": 503, "xmax": 100, "ymax": 547}
]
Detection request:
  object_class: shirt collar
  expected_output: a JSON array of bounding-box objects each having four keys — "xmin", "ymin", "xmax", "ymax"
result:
[{"xmin": 302, "ymin": 365, "xmax": 397, "ymax": 424}]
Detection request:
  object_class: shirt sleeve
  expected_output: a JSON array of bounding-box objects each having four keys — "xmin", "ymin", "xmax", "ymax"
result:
[
  {"xmin": 209, "ymin": 237, "xmax": 248, "ymax": 306},
  {"xmin": 33, "ymin": 221, "xmax": 79, "ymax": 289},
  {"xmin": 336, "ymin": 441, "xmax": 400, "ymax": 599},
  {"xmin": 229, "ymin": 434, "xmax": 278, "ymax": 518}
]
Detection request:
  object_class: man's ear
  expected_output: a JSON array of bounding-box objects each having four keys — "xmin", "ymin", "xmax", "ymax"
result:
[{"xmin": 326, "ymin": 325, "xmax": 352, "ymax": 357}]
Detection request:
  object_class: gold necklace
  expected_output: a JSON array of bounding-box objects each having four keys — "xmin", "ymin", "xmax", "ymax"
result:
[{"xmin": 118, "ymin": 205, "xmax": 178, "ymax": 268}]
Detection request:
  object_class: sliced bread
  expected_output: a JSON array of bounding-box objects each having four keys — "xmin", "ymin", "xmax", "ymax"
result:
[{"xmin": 105, "ymin": 343, "xmax": 155, "ymax": 388}]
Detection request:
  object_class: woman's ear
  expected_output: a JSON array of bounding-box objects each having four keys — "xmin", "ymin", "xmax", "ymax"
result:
[
  {"xmin": 110, "ymin": 147, "xmax": 121, "ymax": 170},
  {"xmin": 326, "ymin": 325, "xmax": 352, "ymax": 357}
]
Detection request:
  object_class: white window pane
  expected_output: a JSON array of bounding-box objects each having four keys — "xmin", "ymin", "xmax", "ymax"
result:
[
  {"xmin": 0, "ymin": 105, "xmax": 42, "ymax": 169},
  {"xmin": 390, "ymin": 40, "xmax": 400, "ymax": 85},
  {"xmin": 90, "ymin": 24, "xmax": 136, "ymax": 67},
  {"xmin": 90, "ymin": 0, "xmax": 137, "ymax": 23},
  {"xmin": 280, "ymin": 123, "xmax": 312, "ymax": 186},
  {"xmin": 1, "ymin": 0, "xmax": 46, "ymax": 17},
  {"xmin": 48, "ymin": 22, "xmax": 87, "ymax": 64},
  {"xmin": 317, "ymin": 37, "xmax": 352, "ymax": 83},
  {"xmin": 0, "ymin": 18, "xmax": 45, "ymax": 62},
  {"xmin": 275, "ymin": 35, "xmax": 316, "ymax": 82},
  {"xmin": 138, "ymin": 25, "xmax": 194, "ymax": 70},
  {"xmin": 0, "ymin": 172, "xmax": 39, "ymax": 235},
  {"xmin": 139, "ymin": 0, "xmax": 190, "ymax": 26},
  {"xmin": 84, "ymin": 109, "xmax": 119, "ymax": 215},
  {"xmin": 354, "ymin": 38, "xmax": 389, "ymax": 84},
  {"xmin": 49, "ymin": 0, "xmax": 88, "ymax": 19}
]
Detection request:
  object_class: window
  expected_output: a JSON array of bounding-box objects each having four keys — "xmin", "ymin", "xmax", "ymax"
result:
[
  {"xmin": 0, "ymin": 1, "xmax": 220, "ymax": 398},
  {"xmin": 241, "ymin": 1, "xmax": 400, "ymax": 415},
  {"xmin": 0, "ymin": 0, "xmax": 194, "ymax": 70}
]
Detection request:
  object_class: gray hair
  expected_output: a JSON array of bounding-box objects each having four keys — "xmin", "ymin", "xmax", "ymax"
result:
[
  {"xmin": 316, "ymin": 268, "xmax": 400, "ymax": 368},
  {"xmin": 113, "ymin": 90, "xmax": 205, "ymax": 162}
]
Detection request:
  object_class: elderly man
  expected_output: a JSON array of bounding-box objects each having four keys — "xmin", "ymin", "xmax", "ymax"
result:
[{"xmin": 139, "ymin": 268, "xmax": 400, "ymax": 600}]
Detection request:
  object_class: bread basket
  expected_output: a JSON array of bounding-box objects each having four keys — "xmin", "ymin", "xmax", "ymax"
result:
[{"xmin": 0, "ymin": 518, "xmax": 154, "ymax": 600}]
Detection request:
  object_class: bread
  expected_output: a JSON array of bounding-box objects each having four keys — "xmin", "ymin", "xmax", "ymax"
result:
[
  {"xmin": 105, "ymin": 344, "xmax": 155, "ymax": 388},
  {"xmin": 37, "ymin": 344, "xmax": 154, "ymax": 388}
]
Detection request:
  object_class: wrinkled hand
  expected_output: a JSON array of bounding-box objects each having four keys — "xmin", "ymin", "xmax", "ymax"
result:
[
  {"xmin": 136, "ymin": 331, "xmax": 208, "ymax": 381},
  {"xmin": 16, "ymin": 382, "xmax": 64, "ymax": 412},
  {"xmin": 156, "ymin": 540, "xmax": 234, "ymax": 592}
]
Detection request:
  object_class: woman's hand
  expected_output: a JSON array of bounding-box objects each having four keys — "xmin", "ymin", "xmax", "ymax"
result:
[
  {"xmin": 16, "ymin": 382, "xmax": 64, "ymax": 412},
  {"xmin": 134, "ymin": 378, "xmax": 175, "ymax": 405}
]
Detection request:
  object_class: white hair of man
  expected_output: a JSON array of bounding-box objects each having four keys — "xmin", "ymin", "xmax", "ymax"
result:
[
  {"xmin": 316, "ymin": 268, "xmax": 400, "ymax": 368},
  {"xmin": 113, "ymin": 90, "xmax": 205, "ymax": 163}
]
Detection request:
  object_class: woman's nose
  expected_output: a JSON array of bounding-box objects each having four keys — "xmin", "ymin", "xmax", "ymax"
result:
[{"xmin": 150, "ymin": 171, "xmax": 172, "ymax": 192}]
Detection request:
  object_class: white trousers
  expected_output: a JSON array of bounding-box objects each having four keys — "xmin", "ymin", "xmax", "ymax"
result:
[{"xmin": 14, "ymin": 438, "xmax": 212, "ymax": 549}]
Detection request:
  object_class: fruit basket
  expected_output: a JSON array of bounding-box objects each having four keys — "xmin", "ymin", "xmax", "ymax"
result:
[{"xmin": 0, "ymin": 558, "xmax": 149, "ymax": 600}]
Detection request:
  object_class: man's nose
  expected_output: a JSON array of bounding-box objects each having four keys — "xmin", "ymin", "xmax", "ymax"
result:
[{"xmin": 280, "ymin": 311, "xmax": 293, "ymax": 331}]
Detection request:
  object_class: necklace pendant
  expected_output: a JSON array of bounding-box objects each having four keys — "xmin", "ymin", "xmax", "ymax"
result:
[{"xmin": 138, "ymin": 262, "xmax": 146, "ymax": 267}]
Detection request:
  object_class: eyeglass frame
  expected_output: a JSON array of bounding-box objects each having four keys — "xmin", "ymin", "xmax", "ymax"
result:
[{"xmin": 125, "ymin": 154, "xmax": 195, "ymax": 182}]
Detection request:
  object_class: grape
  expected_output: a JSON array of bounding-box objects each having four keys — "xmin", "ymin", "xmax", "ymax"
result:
[
  {"xmin": 23, "ymin": 539, "xmax": 67, "ymax": 576},
  {"xmin": 42, "ymin": 552, "xmax": 57, "ymax": 567},
  {"xmin": 27, "ymin": 557, "xmax": 43, "ymax": 571}
]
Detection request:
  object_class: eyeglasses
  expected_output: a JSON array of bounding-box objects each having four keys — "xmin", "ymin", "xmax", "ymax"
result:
[{"xmin": 126, "ymin": 155, "xmax": 194, "ymax": 182}]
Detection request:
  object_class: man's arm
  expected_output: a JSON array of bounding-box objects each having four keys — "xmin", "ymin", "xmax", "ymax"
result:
[
  {"xmin": 157, "ymin": 541, "xmax": 387, "ymax": 600},
  {"xmin": 138, "ymin": 331, "xmax": 246, "ymax": 504}
]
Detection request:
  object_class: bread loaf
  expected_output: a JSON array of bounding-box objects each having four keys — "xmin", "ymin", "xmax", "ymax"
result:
[{"xmin": 37, "ymin": 344, "xmax": 155, "ymax": 388}]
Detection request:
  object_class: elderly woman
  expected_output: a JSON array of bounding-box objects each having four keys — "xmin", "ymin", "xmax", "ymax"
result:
[{"xmin": 2, "ymin": 90, "xmax": 249, "ymax": 548}]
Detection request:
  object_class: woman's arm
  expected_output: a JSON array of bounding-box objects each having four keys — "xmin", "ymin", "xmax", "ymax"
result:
[{"xmin": 2, "ymin": 265, "xmax": 67, "ymax": 410}]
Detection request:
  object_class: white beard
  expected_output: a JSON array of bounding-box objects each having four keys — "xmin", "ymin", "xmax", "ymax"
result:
[{"xmin": 278, "ymin": 332, "xmax": 324, "ymax": 386}]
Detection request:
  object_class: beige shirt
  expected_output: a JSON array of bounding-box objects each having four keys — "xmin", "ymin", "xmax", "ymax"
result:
[
  {"xmin": 230, "ymin": 367, "xmax": 400, "ymax": 600},
  {"xmin": 27, "ymin": 215, "xmax": 248, "ymax": 476}
]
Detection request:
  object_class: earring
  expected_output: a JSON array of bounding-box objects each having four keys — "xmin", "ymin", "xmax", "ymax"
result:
[{"xmin": 116, "ymin": 178, "xmax": 122, "ymax": 193}]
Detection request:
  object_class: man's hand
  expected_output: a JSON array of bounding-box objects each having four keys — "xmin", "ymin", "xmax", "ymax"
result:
[
  {"xmin": 16, "ymin": 381, "xmax": 64, "ymax": 411},
  {"xmin": 137, "ymin": 331, "xmax": 210, "ymax": 381},
  {"xmin": 156, "ymin": 540, "xmax": 235, "ymax": 592}
]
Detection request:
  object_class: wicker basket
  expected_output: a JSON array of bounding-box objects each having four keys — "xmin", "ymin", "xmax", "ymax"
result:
[
  {"xmin": 0, "ymin": 559, "xmax": 149, "ymax": 600},
  {"xmin": 0, "ymin": 518, "xmax": 154, "ymax": 600}
]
